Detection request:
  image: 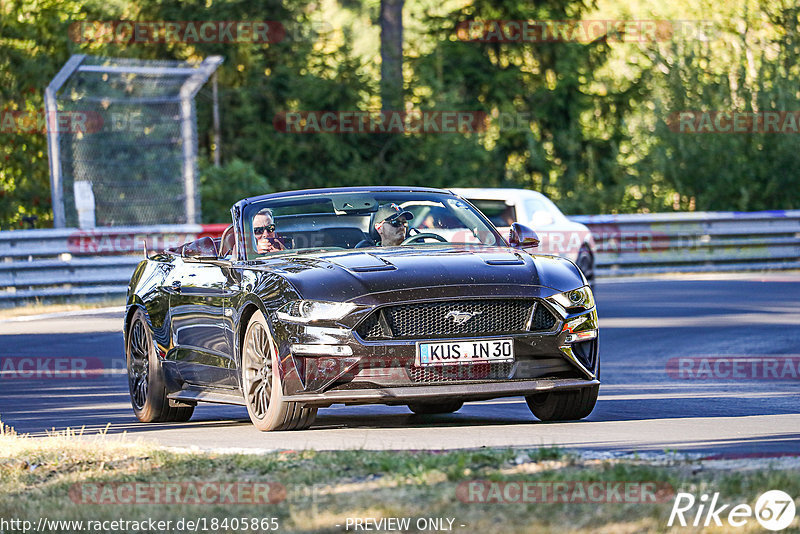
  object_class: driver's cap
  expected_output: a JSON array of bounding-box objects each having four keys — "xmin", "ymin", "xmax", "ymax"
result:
[{"xmin": 375, "ymin": 203, "xmax": 414, "ymax": 223}]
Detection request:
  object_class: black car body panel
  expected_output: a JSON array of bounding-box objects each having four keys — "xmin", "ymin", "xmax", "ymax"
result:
[{"xmin": 125, "ymin": 187, "xmax": 599, "ymax": 411}]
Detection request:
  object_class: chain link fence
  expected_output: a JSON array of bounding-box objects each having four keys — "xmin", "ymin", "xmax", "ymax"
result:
[{"xmin": 46, "ymin": 55, "xmax": 222, "ymax": 228}]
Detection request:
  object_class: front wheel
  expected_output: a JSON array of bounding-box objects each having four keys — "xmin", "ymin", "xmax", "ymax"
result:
[
  {"xmin": 126, "ymin": 308, "xmax": 194, "ymax": 423},
  {"xmin": 241, "ymin": 310, "xmax": 317, "ymax": 431},
  {"xmin": 525, "ymin": 385, "xmax": 598, "ymax": 422}
]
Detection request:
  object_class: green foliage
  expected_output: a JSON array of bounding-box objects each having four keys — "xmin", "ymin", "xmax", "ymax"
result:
[
  {"xmin": 640, "ymin": 1, "xmax": 800, "ymax": 211},
  {"xmin": 410, "ymin": 0, "xmax": 643, "ymax": 215},
  {"xmin": 0, "ymin": 0, "xmax": 80, "ymax": 229},
  {"xmin": 199, "ymin": 158, "xmax": 282, "ymax": 223},
  {"xmin": 1, "ymin": 0, "xmax": 798, "ymax": 229}
]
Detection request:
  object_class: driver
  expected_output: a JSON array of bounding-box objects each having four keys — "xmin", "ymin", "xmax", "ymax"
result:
[
  {"xmin": 253, "ymin": 208, "xmax": 285, "ymax": 254},
  {"xmin": 374, "ymin": 203, "xmax": 414, "ymax": 246}
]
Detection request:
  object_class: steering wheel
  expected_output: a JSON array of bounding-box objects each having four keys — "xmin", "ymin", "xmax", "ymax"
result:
[{"xmin": 401, "ymin": 232, "xmax": 448, "ymax": 245}]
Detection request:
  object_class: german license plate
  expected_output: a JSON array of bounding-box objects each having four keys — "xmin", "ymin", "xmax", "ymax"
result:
[{"xmin": 416, "ymin": 339, "xmax": 514, "ymax": 366}]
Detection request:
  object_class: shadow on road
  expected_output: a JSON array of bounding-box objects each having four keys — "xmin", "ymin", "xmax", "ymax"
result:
[{"xmin": 3, "ymin": 377, "xmax": 798, "ymax": 438}]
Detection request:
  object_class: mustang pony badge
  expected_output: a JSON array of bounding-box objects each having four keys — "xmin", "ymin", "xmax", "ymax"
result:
[{"xmin": 446, "ymin": 310, "xmax": 482, "ymax": 325}]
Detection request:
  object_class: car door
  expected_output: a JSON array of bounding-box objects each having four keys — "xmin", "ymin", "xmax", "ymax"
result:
[{"xmin": 167, "ymin": 257, "xmax": 238, "ymax": 388}]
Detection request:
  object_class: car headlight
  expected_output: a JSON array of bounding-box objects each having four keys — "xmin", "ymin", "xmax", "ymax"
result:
[
  {"xmin": 548, "ymin": 286, "xmax": 595, "ymax": 311},
  {"xmin": 276, "ymin": 300, "xmax": 356, "ymax": 324}
]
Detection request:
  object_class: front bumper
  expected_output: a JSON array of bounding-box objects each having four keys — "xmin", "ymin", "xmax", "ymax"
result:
[
  {"xmin": 285, "ymin": 377, "xmax": 600, "ymax": 407},
  {"xmin": 273, "ymin": 301, "xmax": 599, "ymax": 402}
]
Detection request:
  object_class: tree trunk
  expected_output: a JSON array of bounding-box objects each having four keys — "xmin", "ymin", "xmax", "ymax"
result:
[{"xmin": 380, "ymin": 0, "xmax": 404, "ymax": 111}]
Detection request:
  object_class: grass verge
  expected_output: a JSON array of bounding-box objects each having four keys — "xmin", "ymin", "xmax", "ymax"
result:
[{"xmin": 1, "ymin": 420, "xmax": 798, "ymax": 533}]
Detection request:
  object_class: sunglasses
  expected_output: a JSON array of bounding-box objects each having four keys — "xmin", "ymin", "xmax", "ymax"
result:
[
  {"xmin": 254, "ymin": 224, "xmax": 276, "ymax": 236},
  {"xmin": 385, "ymin": 219, "xmax": 407, "ymax": 228}
]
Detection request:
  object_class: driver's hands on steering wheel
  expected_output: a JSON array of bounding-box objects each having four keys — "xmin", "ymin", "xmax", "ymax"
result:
[{"xmin": 400, "ymin": 232, "xmax": 449, "ymax": 245}]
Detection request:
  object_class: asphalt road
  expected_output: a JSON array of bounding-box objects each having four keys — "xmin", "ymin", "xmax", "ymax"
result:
[{"xmin": 1, "ymin": 273, "xmax": 799, "ymax": 455}]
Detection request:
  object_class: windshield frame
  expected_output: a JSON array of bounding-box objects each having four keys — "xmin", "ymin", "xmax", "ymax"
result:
[{"xmin": 232, "ymin": 190, "xmax": 508, "ymax": 261}]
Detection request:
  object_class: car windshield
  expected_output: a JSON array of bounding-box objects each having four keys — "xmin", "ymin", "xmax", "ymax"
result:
[{"xmin": 240, "ymin": 191, "xmax": 505, "ymax": 260}]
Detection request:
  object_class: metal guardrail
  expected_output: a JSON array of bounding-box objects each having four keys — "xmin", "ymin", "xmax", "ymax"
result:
[
  {"xmin": 571, "ymin": 210, "xmax": 800, "ymax": 276},
  {"xmin": 0, "ymin": 212, "xmax": 798, "ymax": 303},
  {"xmin": 0, "ymin": 225, "xmax": 207, "ymax": 259},
  {"xmin": 0, "ymin": 224, "xmax": 226, "ymax": 302}
]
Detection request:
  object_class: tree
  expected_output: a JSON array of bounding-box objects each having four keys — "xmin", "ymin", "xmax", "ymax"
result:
[
  {"xmin": 380, "ymin": 0, "xmax": 405, "ymax": 110},
  {"xmin": 641, "ymin": 0, "xmax": 800, "ymax": 211},
  {"xmin": 0, "ymin": 0, "xmax": 117, "ymax": 229},
  {"xmin": 410, "ymin": 0, "xmax": 643, "ymax": 214}
]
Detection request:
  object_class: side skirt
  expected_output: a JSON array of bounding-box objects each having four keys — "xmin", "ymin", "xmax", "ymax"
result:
[{"xmin": 168, "ymin": 386, "xmax": 245, "ymax": 406}]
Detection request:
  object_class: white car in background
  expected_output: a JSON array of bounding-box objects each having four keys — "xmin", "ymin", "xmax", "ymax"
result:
[{"xmin": 452, "ymin": 188, "xmax": 596, "ymax": 285}]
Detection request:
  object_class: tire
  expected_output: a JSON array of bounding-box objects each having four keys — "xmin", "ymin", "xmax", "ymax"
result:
[
  {"xmin": 408, "ymin": 401, "xmax": 464, "ymax": 415},
  {"xmin": 241, "ymin": 310, "xmax": 317, "ymax": 431},
  {"xmin": 126, "ymin": 308, "xmax": 194, "ymax": 423},
  {"xmin": 576, "ymin": 246, "xmax": 595, "ymax": 287},
  {"xmin": 525, "ymin": 385, "xmax": 598, "ymax": 422}
]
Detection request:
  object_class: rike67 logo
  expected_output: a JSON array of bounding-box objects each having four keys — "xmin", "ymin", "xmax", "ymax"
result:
[{"xmin": 669, "ymin": 490, "xmax": 796, "ymax": 531}]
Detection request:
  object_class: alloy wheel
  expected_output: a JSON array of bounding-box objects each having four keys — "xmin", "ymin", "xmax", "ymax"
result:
[
  {"xmin": 128, "ymin": 318, "xmax": 150, "ymax": 410},
  {"xmin": 243, "ymin": 321, "xmax": 273, "ymax": 420}
]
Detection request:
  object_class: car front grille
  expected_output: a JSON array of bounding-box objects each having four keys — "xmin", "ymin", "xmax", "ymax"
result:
[
  {"xmin": 355, "ymin": 299, "xmax": 558, "ymax": 340},
  {"xmin": 408, "ymin": 361, "xmax": 514, "ymax": 383},
  {"xmin": 531, "ymin": 304, "xmax": 557, "ymax": 331}
]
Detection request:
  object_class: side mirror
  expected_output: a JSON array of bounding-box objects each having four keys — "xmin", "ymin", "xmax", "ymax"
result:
[
  {"xmin": 509, "ymin": 223, "xmax": 540, "ymax": 249},
  {"xmin": 181, "ymin": 236, "xmax": 219, "ymax": 260}
]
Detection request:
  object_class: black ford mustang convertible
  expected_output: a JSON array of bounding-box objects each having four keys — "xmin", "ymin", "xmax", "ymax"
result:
[{"xmin": 124, "ymin": 187, "xmax": 599, "ymax": 431}]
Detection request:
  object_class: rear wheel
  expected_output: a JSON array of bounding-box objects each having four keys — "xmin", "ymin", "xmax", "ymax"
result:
[
  {"xmin": 241, "ymin": 310, "xmax": 317, "ymax": 431},
  {"xmin": 525, "ymin": 385, "xmax": 598, "ymax": 421},
  {"xmin": 408, "ymin": 401, "xmax": 464, "ymax": 415},
  {"xmin": 126, "ymin": 309, "xmax": 194, "ymax": 423}
]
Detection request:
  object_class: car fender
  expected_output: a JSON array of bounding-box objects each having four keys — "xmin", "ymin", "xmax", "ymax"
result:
[
  {"xmin": 125, "ymin": 259, "xmax": 173, "ymax": 352},
  {"xmin": 529, "ymin": 254, "xmax": 587, "ymax": 291},
  {"xmin": 231, "ymin": 269, "xmax": 302, "ymax": 380}
]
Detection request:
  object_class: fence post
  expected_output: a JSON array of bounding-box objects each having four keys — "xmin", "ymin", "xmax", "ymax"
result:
[{"xmin": 45, "ymin": 54, "xmax": 86, "ymax": 229}]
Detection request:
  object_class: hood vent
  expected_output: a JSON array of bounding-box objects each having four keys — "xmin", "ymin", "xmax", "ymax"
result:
[
  {"xmin": 483, "ymin": 253, "xmax": 525, "ymax": 266},
  {"xmin": 328, "ymin": 253, "xmax": 396, "ymax": 273}
]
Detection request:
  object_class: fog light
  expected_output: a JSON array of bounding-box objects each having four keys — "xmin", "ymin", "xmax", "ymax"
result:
[
  {"xmin": 291, "ymin": 344, "xmax": 353, "ymax": 356},
  {"xmin": 563, "ymin": 330, "xmax": 598, "ymax": 344}
]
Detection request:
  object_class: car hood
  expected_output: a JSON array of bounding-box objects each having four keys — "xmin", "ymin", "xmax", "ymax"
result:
[{"xmin": 247, "ymin": 246, "xmax": 585, "ymax": 303}]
